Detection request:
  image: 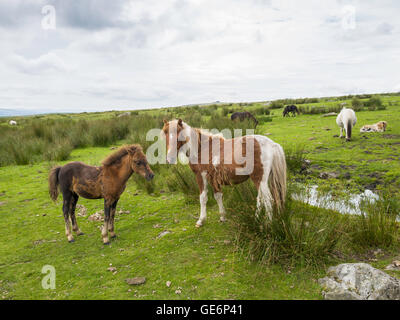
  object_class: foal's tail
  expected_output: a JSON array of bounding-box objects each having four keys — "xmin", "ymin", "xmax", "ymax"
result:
[
  {"xmin": 49, "ymin": 166, "xmax": 61, "ymax": 202},
  {"xmin": 269, "ymin": 145, "xmax": 287, "ymax": 212}
]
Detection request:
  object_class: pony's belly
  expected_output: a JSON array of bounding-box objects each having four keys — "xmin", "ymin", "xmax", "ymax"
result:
[{"xmin": 73, "ymin": 182, "xmax": 102, "ymax": 199}]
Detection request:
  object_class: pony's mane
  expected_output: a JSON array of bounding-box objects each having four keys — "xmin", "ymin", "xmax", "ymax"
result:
[
  {"xmin": 101, "ymin": 144, "xmax": 142, "ymax": 166},
  {"xmin": 194, "ymin": 127, "xmax": 224, "ymax": 139}
]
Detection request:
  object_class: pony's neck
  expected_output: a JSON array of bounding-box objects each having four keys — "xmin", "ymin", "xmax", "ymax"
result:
[{"xmin": 105, "ymin": 155, "xmax": 133, "ymax": 185}]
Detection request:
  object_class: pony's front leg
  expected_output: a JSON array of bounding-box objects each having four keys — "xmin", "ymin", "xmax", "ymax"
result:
[
  {"xmin": 214, "ymin": 191, "xmax": 226, "ymax": 222},
  {"xmin": 102, "ymin": 200, "xmax": 112, "ymax": 245},
  {"xmin": 196, "ymin": 172, "xmax": 208, "ymax": 228},
  {"xmin": 108, "ymin": 200, "xmax": 118, "ymax": 239}
]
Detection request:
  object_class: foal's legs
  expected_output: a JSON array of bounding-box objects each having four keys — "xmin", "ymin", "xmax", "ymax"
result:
[
  {"xmin": 102, "ymin": 200, "xmax": 112, "ymax": 245},
  {"xmin": 62, "ymin": 191, "xmax": 74, "ymax": 242},
  {"xmin": 70, "ymin": 193, "xmax": 84, "ymax": 236},
  {"xmin": 196, "ymin": 172, "xmax": 208, "ymax": 228},
  {"xmin": 108, "ymin": 200, "xmax": 118, "ymax": 239}
]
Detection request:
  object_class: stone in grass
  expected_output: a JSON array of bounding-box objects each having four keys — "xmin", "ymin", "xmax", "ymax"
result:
[
  {"xmin": 157, "ymin": 231, "xmax": 171, "ymax": 239},
  {"xmin": 318, "ymin": 263, "xmax": 400, "ymax": 300},
  {"xmin": 126, "ymin": 277, "xmax": 146, "ymax": 286}
]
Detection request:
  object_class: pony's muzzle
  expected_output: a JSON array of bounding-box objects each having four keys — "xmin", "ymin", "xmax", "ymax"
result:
[{"xmin": 146, "ymin": 172, "xmax": 155, "ymax": 181}]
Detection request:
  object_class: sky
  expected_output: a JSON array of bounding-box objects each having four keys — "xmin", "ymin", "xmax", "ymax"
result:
[{"xmin": 0, "ymin": 0, "xmax": 399, "ymax": 113}]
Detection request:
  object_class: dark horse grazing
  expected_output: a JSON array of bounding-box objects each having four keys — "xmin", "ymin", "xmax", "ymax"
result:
[
  {"xmin": 48, "ymin": 144, "xmax": 154, "ymax": 244},
  {"xmin": 283, "ymin": 105, "xmax": 300, "ymax": 117},
  {"xmin": 231, "ymin": 112, "xmax": 258, "ymax": 127}
]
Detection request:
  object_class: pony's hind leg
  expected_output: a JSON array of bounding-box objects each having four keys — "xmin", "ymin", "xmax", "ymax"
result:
[
  {"xmin": 196, "ymin": 172, "xmax": 208, "ymax": 228},
  {"xmin": 251, "ymin": 160, "xmax": 273, "ymax": 220},
  {"xmin": 62, "ymin": 191, "xmax": 74, "ymax": 243},
  {"xmin": 108, "ymin": 200, "xmax": 118, "ymax": 239},
  {"xmin": 70, "ymin": 193, "xmax": 84, "ymax": 236},
  {"xmin": 213, "ymin": 189, "xmax": 226, "ymax": 223}
]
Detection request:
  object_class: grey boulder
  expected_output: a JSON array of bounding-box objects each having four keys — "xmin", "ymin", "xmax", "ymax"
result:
[{"xmin": 318, "ymin": 263, "xmax": 400, "ymax": 300}]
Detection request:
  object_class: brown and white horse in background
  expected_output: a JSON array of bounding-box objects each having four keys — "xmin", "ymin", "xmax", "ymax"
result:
[{"xmin": 161, "ymin": 119, "xmax": 287, "ymax": 227}]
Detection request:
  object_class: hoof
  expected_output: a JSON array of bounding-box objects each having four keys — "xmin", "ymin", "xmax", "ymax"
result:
[
  {"xmin": 68, "ymin": 239, "xmax": 75, "ymax": 243},
  {"xmin": 110, "ymin": 234, "xmax": 117, "ymax": 239},
  {"xmin": 220, "ymin": 217, "xmax": 226, "ymax": 223},
  {"xmin": 103, "ymin": 242, "xmax": 110, "ymax": 245},
  {"xmin": 78, "ymin": 232, "xmax": 85, "ymax": 236},
  {"xmin": 195, "ymin": 223, "xmax": 202, "ymax": 228}
]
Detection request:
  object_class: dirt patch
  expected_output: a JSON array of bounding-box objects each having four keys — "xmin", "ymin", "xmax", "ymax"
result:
[
  {"xmin": 19, "ymin": 198, "xmax": 36, "ymax": 203},
  {"xmin": 383, "ymin": 134, "xmax": 400, "ymax": 139}
]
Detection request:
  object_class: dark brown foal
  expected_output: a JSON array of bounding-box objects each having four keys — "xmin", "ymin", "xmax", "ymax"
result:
[{"xmin": 49, "ymin": 144, "xmax": 154, "ymax": 244}]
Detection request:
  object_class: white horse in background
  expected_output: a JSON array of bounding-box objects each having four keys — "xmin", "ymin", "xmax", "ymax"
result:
[{"xmin": 336, "ymin": 108, "xmax": 357, "ymax": 141}]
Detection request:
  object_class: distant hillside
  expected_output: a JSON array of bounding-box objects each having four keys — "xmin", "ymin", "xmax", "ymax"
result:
[{"xmin": 0, "ymin": 108, "xmax": 44, "ymax": 117}]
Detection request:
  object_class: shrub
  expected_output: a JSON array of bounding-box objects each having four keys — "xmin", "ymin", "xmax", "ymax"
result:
[{"xmin": 225, "ymin": 181, "xmax": 344, "ymax": 267}]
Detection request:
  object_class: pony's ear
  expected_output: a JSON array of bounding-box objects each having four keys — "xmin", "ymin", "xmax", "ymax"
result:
[
  {"xmin": 127, "ymin": 145, "xmax": 138, "ymax": 155},
  {"xmin": 163, "ymin": 119, "xmax": 168, "ymax": 124},
  {"xmin": 178, "ymin": 118, "xmax": 183, "ymax": 126}
]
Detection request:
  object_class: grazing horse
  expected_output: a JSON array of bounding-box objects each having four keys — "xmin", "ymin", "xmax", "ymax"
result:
[
  {"xmin": 162, "ymin": 119, "xmax": 286, "ymax": 227},
  {"xmin": 336, "ymin": 107, "xmax": 357, "ymax": 141},
  {"xmin": 231, "ymin": 112, "xmax": 259, "ymax": 127},
  {"xmin": 48, "ymin": 144, "xmax": 154, "ymax": 244},
  {"xmin": 360, "ymin": 121, "xmax": 387, "ymax": 133},
  {"xmin": 283, "ymin": 105, "xmax": 299, "ymax": 117}
]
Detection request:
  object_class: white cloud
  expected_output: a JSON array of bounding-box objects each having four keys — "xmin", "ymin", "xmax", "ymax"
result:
[{"xmin": 0, "ymin": 0, "xmax": 399, "ymax": 113}]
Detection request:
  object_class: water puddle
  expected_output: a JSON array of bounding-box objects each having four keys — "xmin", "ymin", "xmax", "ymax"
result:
[{"xmin": 292, "ymin": 185, "xmax": 379, "ymax": 215}]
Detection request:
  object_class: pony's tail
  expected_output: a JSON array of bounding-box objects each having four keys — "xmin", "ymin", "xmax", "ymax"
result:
[
  {"xmin": 269, "ymin": 145, "xmax": 287, "ymax": 212},
  {"xmin": 49, "ymin": 166, "xmax": 61, "ymax": 202},
  {"xmin": 347, "ymin": 119, "xmax": 352, "ymax": 140}
]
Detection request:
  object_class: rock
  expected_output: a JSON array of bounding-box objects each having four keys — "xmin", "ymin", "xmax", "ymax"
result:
[
  {"xmin": 126, "ymin": 277, "xmax": 146, "ymax": 285},
  {"xmin": 319, "ymin": 172, "xmax": 340, "ymax": 179},
  {"xmin": 76, "ymin": 204, "xmax": 87, "ymax": 217},
  {"xmin": 117, "ymin": 112, "xmax": 131, "ymax": 118},
  {"xmin": 88, "ymin": 211, "xmax": 104, "ymax": 222},
  {"xmin": 157, "ymin": 231, "xmax": 171, "ymax": 239},
  {"xmin": 322, "ymin": 112, "xmax": 338, "ymax": 117},
  {"xmin": 318, "ymin": 263, "xmax": 400, "ymax": 300},
  {"xmin": 166, "ymin": 281, "xmax": 171, "ymax": 287}
]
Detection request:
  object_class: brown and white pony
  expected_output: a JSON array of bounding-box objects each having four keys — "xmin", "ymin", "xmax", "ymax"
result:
[
  {"xmin": 161, "ymin": 119, "xmax": 287, "ymax": 227},
  {"xmin": 360, "ymin": 121, "xmax": 387, "ymax": 133}
]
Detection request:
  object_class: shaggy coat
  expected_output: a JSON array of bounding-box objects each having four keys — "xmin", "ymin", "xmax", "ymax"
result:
[
  {"xmin": 162, "ymin": 119, "xmax": 287, "ymax": 227},
  {"xmin": 283, "ymin": 105, "xmax": 299, "ymax": 117},
  {"xmin": 231, "ymin": 112, "xmax": 259, "ymax": 127},
  {"xmin": 48, "ymin": 144, "xmax": 154, "ymax": 244},
  {"xmin": 360, "ymin": 121, "xmax": 387, "ymax": 133},
  {"xmin": 336, "ymin": 107, "xmax": 357, "ymax": 141}
]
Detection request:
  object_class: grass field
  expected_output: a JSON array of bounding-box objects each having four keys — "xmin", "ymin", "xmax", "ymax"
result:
[{"xmin": 0, "ymin": 94, "xmax": 399, "ymax": 300}]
